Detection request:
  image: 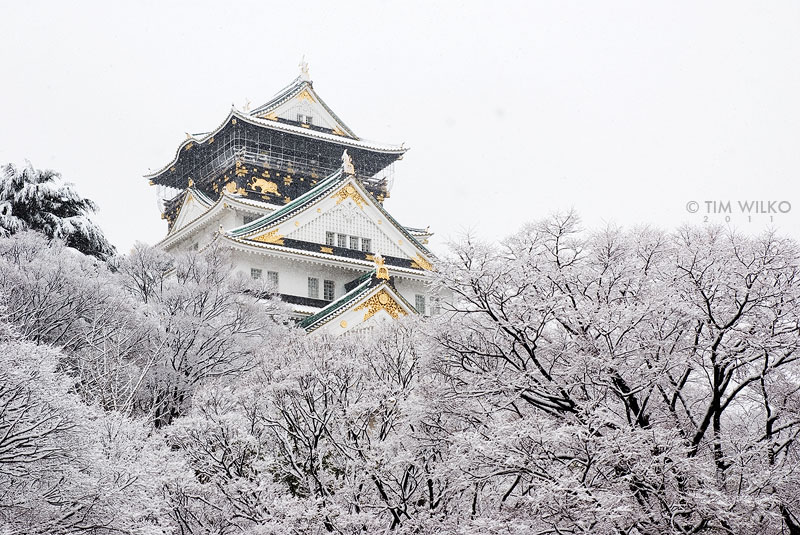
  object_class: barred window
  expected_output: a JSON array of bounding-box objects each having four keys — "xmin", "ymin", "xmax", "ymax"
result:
[
  {"xmin": 267, "ymin": 271, "xmax": 279, "ymax": 285},
  {"xmin": 337, "ymin": 234, "xmax": 348, "ymax": 248},
  {"xmin": 361, "ymin": 238, "xmax": 372, "ymax": 253},
  {"xmin": 326, "ymin": 231, "xmax": 335, "ymax": 246},
  {"xmin": 349, "ymin": 236, "xmax": 360, "ymax": 250},
  {"xmin": 415, "ymin": 294, "xmax": 426, "ymax": 315},
  {"xmin": 250, "ymin": 268, "xmax": 262, "ymax": 280},
  {"xmin": 308, "ymin": 277, "xmax": 319, "ymax": 299},
  {"xmin": 323, "ymin": 280, "xmax": 335, "ymax": 301}
]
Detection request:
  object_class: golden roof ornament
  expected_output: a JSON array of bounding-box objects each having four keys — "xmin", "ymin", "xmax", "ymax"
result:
[
  {"xmin": 299, "ymin": 55, "xmax": 310, "ymax": 82},
  {"xmin": 374, "ymin": 254, "xmax": 390, "ymax": 280},
  {"xmin": 341, "ymin": 150, "xmax": 355, "ymax": 175}
]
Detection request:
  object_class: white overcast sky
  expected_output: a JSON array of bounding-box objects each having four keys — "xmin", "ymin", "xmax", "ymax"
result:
[{"xmin": 1, "ymin": 1, "xmax": 798, "ymax": 253}]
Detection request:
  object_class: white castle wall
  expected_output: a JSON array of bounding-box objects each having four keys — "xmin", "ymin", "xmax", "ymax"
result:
[
  {"xmin": 230, "ymin": 248, "xmax": 430, "ymax": 310},
  {"xmin": 287, "ymin": 202, "xmax": 406, "ymax": 258}
]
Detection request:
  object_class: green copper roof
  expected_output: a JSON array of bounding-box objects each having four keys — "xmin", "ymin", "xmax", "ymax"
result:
[{"xmin": 299, "ymin": 271, "xmax": 375, "ymax": 331}]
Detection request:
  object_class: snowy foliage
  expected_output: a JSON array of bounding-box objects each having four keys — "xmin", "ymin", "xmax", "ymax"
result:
[
  {"xmin": 0, "ymin": 319, "xmax": 180, "ymax": 534},
  {"xmin": 2, "ymin": 214, "xmax": 800, "ymax": 534},
  {"xmin": 0, "ymin": 162, "xmax": 115, "ymax": 259}
]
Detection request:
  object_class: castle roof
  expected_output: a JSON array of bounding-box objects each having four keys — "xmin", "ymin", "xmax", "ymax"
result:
[
  {"xmin": 227, "ymin": 165, "xmax": 432, "ymax": 258},
  {"xmin": 298, "ymin": 270, "xmax": 415, "ymax": 333},
  {"xmin": 145, "ymin": 74, "xmax": 407, "ymax": 188},
  {"xmin": 250, "ymin": 75, "xmax": 358, "ymax": 139}
]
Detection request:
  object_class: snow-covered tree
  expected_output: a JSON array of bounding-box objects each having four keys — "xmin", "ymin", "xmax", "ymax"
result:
[
  {"xmin": 3, "ymin": 211, "xmax": 800, "ymax": 534},
  {"xmin": 430, "ymin": 213, "xmax": 800, "ymax": 534},
  {"xmin": 164, "ymin": 323, "xmax": 451, "ymax": 534},
  {"xmin": 116, "ymin": 242, "xmax": 290, "ymax": 427},
  {"xmin": 0, "ymin": 233, "xmax": 288, "ymax": 427},
  {"xmin": 0, "ymin": 162, "xmax": 115, "ymax": 259},
  {"xmin": 0, "ymin": 314, "xmax": 181, "ymax": 535}
]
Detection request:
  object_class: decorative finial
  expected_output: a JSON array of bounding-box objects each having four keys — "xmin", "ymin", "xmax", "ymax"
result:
[
  {"xmin": 299, "ymin": 55, "xmax": 310, "ymax": 82},
  {"xmin": 243, "ymin": 98, "xmax": 251, "ymax": 112},
  {"xmin": 374, "ymin": 254, "xmax": 390, "ymax": 280},
  {"xmin": 341, "ymin": 150, "xmax": 355, "ymax": 175}
]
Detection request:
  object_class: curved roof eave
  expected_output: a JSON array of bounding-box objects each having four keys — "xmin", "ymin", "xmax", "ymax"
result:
[
  {"xmin": 144, "ymin": 109, "xmax": 408, "ymax": 180},
  {"xmin": 220, "ymin": 234, "xmax": 430, "ymax": 278}
]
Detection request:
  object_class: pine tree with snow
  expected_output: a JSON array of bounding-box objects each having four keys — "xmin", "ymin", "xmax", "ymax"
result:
[{"xmin": 0, "ymin": 162, "xmax": 115, "ymax": 259}]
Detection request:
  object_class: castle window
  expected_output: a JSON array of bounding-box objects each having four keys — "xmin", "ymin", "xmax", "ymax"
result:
[
  {"xmin": 361, "ymin": 238, "xmax": 372, "ymax": 253},
  {"xmin": 349, "ymin": 236, "xmax": 359, "ymax": 250},
  {"xmin": 297, "ymin": 113, "xmax": 313, "ymax": 125},
  {"xmin": 431, "ymin": 296, "xmax": 441, "ymax": 315},
  {"xmin": 267, "ymin": 271, "xmax": 279, "ymax": 285},
  {"xmin": 337, "ymin": 234, "xmax": 347, "ymax": 248},
  {"xmin": 251, "ymin": 268, "xmax": 262, "ymax": 280},
  {"xmin": 308, "ymin": 277, "xmax": 319, "ymax": 299},
  {"xmin": 415, "ymin": 294, "xmax": 426, "ymax": 315},
  {"xmin": 323, "ymin": 280, "xmax": 335, "ymax": 301},
  {"xmin": 326, "ymin": 231, "xmax": 335, "ymax": 246}
]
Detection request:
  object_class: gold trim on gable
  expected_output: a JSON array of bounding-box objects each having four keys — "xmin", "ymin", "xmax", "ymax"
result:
[
  {"xmin": 297, "ymin": 89, "xmax": 315, "ymax": 103},
  {"xmin": 251, "ymin": 229, "xmax": 284, "ymax": 245},
  {"xmin": 332, "ymin": 184, "xmax": 365, "ymax": 209},
  {"xmin": 354, "ymin": 289, "xmax": 407, "ymax": 321},
  {"xmin": 412, "ymin": 254, "xmax": 434, "ymax": 271}
]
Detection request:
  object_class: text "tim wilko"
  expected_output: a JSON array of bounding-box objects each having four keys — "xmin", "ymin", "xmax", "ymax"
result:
[{"xmin": 704, "ymin": 200, "xmax": 792, "ymax": 214}]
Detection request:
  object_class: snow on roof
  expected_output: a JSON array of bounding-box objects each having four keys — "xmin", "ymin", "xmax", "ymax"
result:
[
  {"xmin": 299, "ymin": 273, "xmax": 375, "ymax": 331},
  {"xmin": 144, "ymin": 109, "xmax": 406, "ymax": 180},
  {"xmin": 250, "ymin": 76, "xmax": 358, "ymax": 139}
]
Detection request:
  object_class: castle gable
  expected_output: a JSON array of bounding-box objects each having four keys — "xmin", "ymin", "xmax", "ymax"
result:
[
  {"xmin": 231, "ymin": 171, "xmax": 433, "ymax": 267},
  {"xmin": 170, "ymin": 189, "xmax": 214, "ymax": 234},
  {"xmin": 300, "ymin": 272, "xmax": 414, "ymax": 335}
]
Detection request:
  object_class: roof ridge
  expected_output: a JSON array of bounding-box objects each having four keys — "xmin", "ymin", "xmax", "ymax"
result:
[{"xmin": 250, "ymin": 76, "xmax": 307, "ymax": 116}]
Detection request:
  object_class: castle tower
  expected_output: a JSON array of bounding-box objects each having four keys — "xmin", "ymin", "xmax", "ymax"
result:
[{"xmin": 145, "ymin": 64, "xmax": 437, "ymax": 334}]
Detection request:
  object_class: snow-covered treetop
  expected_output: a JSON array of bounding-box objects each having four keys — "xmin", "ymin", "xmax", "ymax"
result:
[{"xmin": 1, "ymin": 162, "xmax": 115, "ymax": 259}]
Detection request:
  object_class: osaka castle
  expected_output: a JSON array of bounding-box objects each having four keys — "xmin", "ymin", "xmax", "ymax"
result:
[{"xmin": 145, "ymin": 62, "xmax": 437, "ymax": 335}]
